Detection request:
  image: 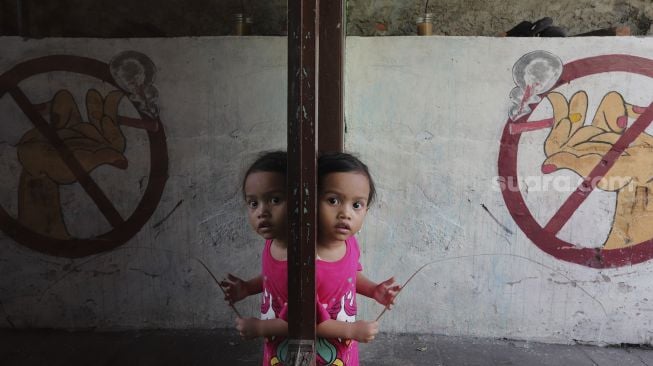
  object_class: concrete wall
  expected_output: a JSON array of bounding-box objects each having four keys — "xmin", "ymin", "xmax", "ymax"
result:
[
  {"xmin": 347, "ymin": 37, "xmax": 653, "ymax": 345},
  {"xmin": 3, "ymin": 36, "xmax": 653, "ymax": 346},
  {"xmin": 1, "ymin": 0, "xmax": 652, "ymax": 37},
  {"xmin": 0, "ymin": 37, "xmax": 287, "ymax": 329}
]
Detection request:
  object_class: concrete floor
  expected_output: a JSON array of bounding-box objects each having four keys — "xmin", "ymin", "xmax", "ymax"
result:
[{"xmin": 2, "ymin": 329, "xmax": 653, "ymax": 365}]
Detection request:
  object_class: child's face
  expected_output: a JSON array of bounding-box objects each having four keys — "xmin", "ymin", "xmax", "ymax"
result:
[
  {"xmin": 318, "ymin": 172, "xmax": 370, "ymax": 243},
  {"xmin": 244, "ymin": 171, "xmax": 287, "ymax": 241}
]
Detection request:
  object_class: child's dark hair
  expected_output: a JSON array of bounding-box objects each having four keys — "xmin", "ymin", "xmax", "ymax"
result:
[
  {"xmin": 242, "ymin": 151, "xmax": 287, "ymax": 197},
  {"xmin": 317, "ymin": 152, "xmax": 376, "ymax": 207}
]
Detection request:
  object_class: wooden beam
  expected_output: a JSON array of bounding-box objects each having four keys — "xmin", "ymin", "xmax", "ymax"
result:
[
  {"xmin": 318, "ymin": 0, "xmax": 345, "ymax": 153},
  {"xmin": 287, "ymin": 0, "xmax": 318, "ymax": 364}
]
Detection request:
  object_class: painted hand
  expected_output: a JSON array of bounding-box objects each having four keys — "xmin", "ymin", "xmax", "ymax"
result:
[
  {"xmin": 220, "ymin": 273, "xmax": 249, "ymax": 304},
  {"xmin": 372, "ymin": 277, "xmax": 401, "ymax": 309},
  {"xmin": 542, "ymin": 91, "xmax": 653, "ymax": 249},
  {"xmin": 17, "ymin": 89, "xmax": 127, "ymax": 184},
  {"xmin": 15, "ymin": 89, "xmax": 127, "ymax": 239}
]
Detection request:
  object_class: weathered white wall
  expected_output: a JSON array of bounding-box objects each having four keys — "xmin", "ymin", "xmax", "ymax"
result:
[
  {"xmin": 348, "ymin": 36, "xmax": 653, "ymax": 345},
  {"xmin": 2, "ymin": 36, "xmax": 653, "ymax": 346},
  {"xmin": 0, "ymin": 37, "xmax": 287, "ymax": 329}
]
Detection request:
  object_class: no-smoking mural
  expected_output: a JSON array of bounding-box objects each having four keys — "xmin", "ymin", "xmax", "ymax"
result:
[
  {"xmin": 499, "ymin": 51, "xmax": 653, "ymax": 268},
  {"xmin": 0, "ymin": 52, "xmax": 168, "ymax": 258}
]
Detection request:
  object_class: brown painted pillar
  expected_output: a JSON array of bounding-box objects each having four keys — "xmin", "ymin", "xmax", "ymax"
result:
[
  {"xmin": 318, "ymin": 0, "xmax": 345, "ymax": 153},
  {"xmin": 287, "ymin": 0, "xmax": 318, "ymax": 364}
]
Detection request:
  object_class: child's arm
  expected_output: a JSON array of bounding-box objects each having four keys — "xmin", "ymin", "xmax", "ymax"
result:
[
  {"xmin": 314, "ymin": 297, "xmax": 378, "ymax": 343},
  {"xmin": 356, "ymin": 272, "xmax": 400, "ymax": 309},
  {"xmin": 316, "ymin": 319, "xmax": 379, "ymax": 343},
  {"xmin": 236, "ymin": 317, "xmax": 288, "ymax": 339},
  {"xmin": 236, "ymin": 317, "xmax": 378, "ymax": 343},
  {"xmin": 220, "ymin": 273, "xmax": 263, "ymax": 304}
]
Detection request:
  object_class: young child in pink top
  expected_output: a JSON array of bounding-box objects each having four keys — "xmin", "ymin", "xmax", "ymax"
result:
[
  {"xmin": 220, "ymin": 151, "xmax": 290, "ymax": 365},
  {"xmin": 223, "ymin": 151, "xmax": 398, "ymax": 366},
  {"xmin": 313, "ymin": 152, "xmax": 400, "ymax": 366}
]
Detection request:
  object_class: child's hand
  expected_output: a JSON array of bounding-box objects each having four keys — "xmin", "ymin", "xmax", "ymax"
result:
[
  {"xmin": 235, "ymin": 317, "xmax": 261, "ymax": 339},
  {"xmin": 351, "ymin": 320, "xmax": 379, "ymax": 343},
  {"xmin": 220, "ymin": 273, "xmax": 249, "ymax": 304},
  {"xmin": 372, "ymin": 277, "xmax": 401, "ymax": 309}
]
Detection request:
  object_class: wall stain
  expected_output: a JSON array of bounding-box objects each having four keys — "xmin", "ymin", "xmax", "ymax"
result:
[
  {"xmin": 618, "ymin": 282, "xmax": 635, "ymax": 293},
  {"xmin": 89, "ymin": 269, "xmax": 120, "ymax": 277},
  {"xmin": 549, "ymin": 279, "xmax": 578, "ymax": 287},
  {"xmin": 480, "ymin": 203, "xmax": 514, "ymax": 235},
  {"xmin": 377, "ymin": 251, "xmax": 609, "ymax": 321},
  {"xmin": 152, "ymin": 199, "xmax": 184, "ymax": 229},
  {"xmin": 0, "ymin": 300, "xmax": 16, "ymax": 329},
  {"xmin": 128, "ymin": 268, "xmax": 160, "ymax": 279},
  {"xmin": 32, "ymin": 245, "xmax": 612, "ymax": 332},
  {"xmin": 139, "ymin": 176, "xmax": 147, "ymax": 191},
  {"xmin": 505, "ymin": 276, "xmax": 538, "ymax": 286},
  {"xmin": 600, "ymin": 274, "xmax": 611, "ymax": 282}
]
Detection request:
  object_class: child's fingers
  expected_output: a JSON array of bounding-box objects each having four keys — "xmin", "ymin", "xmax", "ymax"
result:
[
  {"xmin": 220, "ymin": 283, "xmax": 232, "ymax": 294},
  {"xmin": 227, "ymin": 273, "xmax": 241, "ymax": 282},
  {"xmin": 371, "ymin": 321, "xmax": 379, "ymax": 332},
  {"xmin": 386, "ymin": 296, "xmax": 397, "ymax": 306},
  {"xmin": 385, "ymin": 286, "xmax": 401, "ymax": 299},
  {"xmin": 220, "ymin": 276, "xmax": 236, "ymax": 287}
]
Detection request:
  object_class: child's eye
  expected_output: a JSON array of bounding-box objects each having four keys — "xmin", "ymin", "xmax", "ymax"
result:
[
  {"xmin": 327, "ymin": 197, "xmax": 339, "ymax": 205},
  {"xmin": 247, "ymin": 200, "xmax": 258, "ymax": 209},
  {"xmin": 353, "ymin": 201, "xmax": 365, "ymax": 210},
  {"xmin": 271, "ymin": 197, "xmax": 281, "ymax": 204}
]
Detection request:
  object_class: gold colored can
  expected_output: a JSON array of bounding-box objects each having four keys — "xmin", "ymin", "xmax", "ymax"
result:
[
  {"xmin": 416, "ymin": 13, "xmax": 434, "ymax": 36},
  {"xmin": 232, "ymin": 13, "xmax": 253, "ymax": 35}
]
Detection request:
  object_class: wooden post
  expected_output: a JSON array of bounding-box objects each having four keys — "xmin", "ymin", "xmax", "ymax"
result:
[
  {"xmin": 287, "ymin": 0, "xmax": 318, "ymax": 364},
  {"xmin": 318, "ymin": 0, "xmax": 345, "ymax": 153}
]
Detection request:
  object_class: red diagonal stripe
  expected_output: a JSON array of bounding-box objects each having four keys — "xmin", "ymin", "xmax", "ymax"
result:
[
  {"xmin": 10, "ymin": 87, "xmax": 125, "ymax": 228},
  {"xmin": 544, "ymin": 101, "xmax": 653, "ymax": 235}
]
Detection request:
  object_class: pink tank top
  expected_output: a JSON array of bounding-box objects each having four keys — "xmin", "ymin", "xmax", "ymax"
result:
[
  {"xmin": 260, "ymin": 239, "xmax": 288, "ymax": 365},
  {"xmin": 315, "ymin": 236, "xmax": 362, "ymax": 366}
]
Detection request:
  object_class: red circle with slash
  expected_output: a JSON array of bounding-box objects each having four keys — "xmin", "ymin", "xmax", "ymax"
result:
[
  {"xmin": 0, "ymin": 55, "xmax": 168, "ymax": 258},
  {"xmin": 499, "ymin": 54, "xmax": 653, "ymax": 268}
]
